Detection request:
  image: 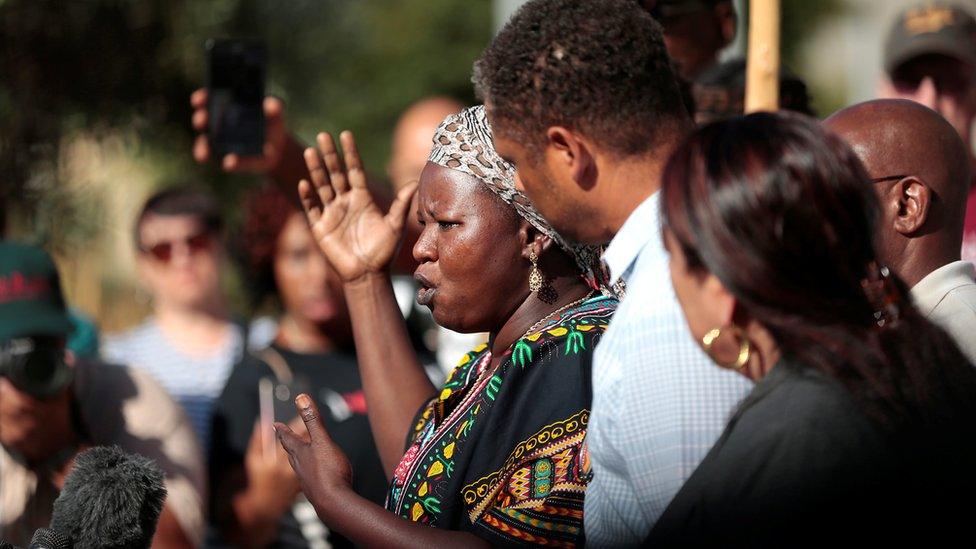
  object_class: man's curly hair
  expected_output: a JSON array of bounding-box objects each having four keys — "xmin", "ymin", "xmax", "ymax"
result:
[{"xmin": 474, "ymin": 0, "xmax": 688, "ymax": 157}]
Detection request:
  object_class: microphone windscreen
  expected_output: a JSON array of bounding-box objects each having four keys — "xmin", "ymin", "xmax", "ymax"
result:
[
  {"xmin": 27, "ymin": 528, "xmax": 70, "ymax": 549},
  {"xmin": 0, "ymin": 539, "xmax": 23, "ymax": 549},
  {"xmin": 49, "ymin": 446, "xmax": 167, "ymax": 549}
]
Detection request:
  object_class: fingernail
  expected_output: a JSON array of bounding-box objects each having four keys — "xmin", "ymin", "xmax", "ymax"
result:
[{"xmin": 296, "ymin": 393, "xmax": 312, "ymax": 410}]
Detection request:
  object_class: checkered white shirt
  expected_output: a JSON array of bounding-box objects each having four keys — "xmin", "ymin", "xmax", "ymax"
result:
[{"xmin": 584, "ymin": 193, "xmax": 754, "ymax": 547}]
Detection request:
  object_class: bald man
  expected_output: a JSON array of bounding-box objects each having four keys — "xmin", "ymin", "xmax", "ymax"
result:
[
  {"xmin": 387, "ymin": 96, "xmax": 465, "ymax": 192},
  {"xmin": 824, "ymin": 99, "xmax": 976, "ymax": 363},
  {"xmin": 386, "ymin": 96, "xmax": 465, "ymax": 270}
]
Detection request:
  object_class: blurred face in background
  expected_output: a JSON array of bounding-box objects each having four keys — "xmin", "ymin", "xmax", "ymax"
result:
[
  {"xmin": 273, "ymin": 212, "xmax": 349, "ymax": 330},
  {"xmin": 0, "ymin": 340, "xmax": 74, "ymax": 463},
  {"xmin": 882, "ymin": 54, "xmax": 976, "ymax": 150},
  {"xmin": 137, "ymin": 213, "xmax": 223, "ymax": 310},
  {"xmin": 642, "ymin": 0, "xmax": 736, "ymax": 81}
]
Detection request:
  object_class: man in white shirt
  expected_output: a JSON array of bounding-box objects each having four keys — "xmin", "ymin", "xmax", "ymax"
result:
[
  {"xmin": 825, "ymin": 99, "xmax": 976, "ymax": 363},
  {"xmin": 475, "ymin": 0, "xmax": 754, "ymax": 544}
]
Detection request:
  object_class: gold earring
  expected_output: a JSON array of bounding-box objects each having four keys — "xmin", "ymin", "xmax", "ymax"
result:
[
  {"xmin": 529, "ymin": 251, "xmax": 543, "ymax": 293},
  {"xmin": 701, "ymin": 325, "xmax": 751, "ymax": 370}
]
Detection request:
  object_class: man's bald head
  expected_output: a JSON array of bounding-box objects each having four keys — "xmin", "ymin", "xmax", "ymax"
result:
[
  {"xmin": 824, "ymin": 99, "xmax": 971, "ymax": 285},
  {"xmin": 388, "ymin": 96, "xmax": 465, "ymax": 191}
]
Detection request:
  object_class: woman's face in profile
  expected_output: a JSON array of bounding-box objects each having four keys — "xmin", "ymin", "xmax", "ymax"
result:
[
  {"xmin": 665, "ymin": 228, "xmax": 742, "ymax": 368},
  {"xmin": 411, "ymin": 162, "xmax": 529, "ymax": 333},
  {"xmin": 665, "ymin": 229, "xmax": 712, "ymax": 342}
]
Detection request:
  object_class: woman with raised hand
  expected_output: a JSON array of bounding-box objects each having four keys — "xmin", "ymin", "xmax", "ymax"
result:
[
  {"xmin": 275, "ymin": 105, "xmax": 617, "ymax": 547},
  {"xmin": 647, "ymin": 112, "xmax": 976, "ymax": 546}
]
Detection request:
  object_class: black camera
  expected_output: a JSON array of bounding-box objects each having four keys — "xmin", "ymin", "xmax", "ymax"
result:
[{"xmin": 0, "ymin": 337, "xmax": 73, "ymax": 398}]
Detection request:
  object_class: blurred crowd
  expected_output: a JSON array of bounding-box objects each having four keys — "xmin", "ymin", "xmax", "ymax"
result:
[{"xmin": 2, "ymin": 1, "xmax": 976, "ymax": 548}]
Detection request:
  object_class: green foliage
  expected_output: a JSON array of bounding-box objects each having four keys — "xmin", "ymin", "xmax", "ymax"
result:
[
  {"xmin": 0, "ymin": 0, "xmax": 491, "ymax": 249},
  {"xmin": 781, "ymin": 0, "xmax": 845, "ymax": 72}
]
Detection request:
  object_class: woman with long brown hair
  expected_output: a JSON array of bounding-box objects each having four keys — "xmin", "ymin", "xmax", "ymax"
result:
[{"xmin": 647, "ymin": 112, "xmax": 976, "ymax": 546}]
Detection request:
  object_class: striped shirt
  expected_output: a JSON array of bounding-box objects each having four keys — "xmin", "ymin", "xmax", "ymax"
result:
[
  {"xmin": 102, "ymin": 318, "xmax": 244, "ymax": 451},
  {"xmin": 584, "ymin": 193, "xmax": 754, "ymax": 547}
]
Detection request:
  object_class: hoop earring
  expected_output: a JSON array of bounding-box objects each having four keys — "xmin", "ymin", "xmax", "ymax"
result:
[
  {"xmin": 528, "ymin": 251, "xmax": 543, "ymax": 293},
  {"xmin": 701, "ymin": 325, "xmax": 751, "ymax": 370}
]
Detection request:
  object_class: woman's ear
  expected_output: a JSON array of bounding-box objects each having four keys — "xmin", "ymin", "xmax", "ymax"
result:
[
  {"xmin": 519, "ymin": 221, "xmax": 553, "ymax": 259},
  {"xmin": 703, "ymin": 273, "xmax": 737, "ymax": 327}
]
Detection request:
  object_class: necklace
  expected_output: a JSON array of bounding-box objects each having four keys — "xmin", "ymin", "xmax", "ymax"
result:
[{"xmin": 521, "ymin": 291, "xmax": 594, "ymax": 340}]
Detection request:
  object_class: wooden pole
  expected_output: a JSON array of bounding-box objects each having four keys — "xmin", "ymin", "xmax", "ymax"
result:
[{"xmin": 745, "ymin": 0, "xmax": 781, "ymax": 113}]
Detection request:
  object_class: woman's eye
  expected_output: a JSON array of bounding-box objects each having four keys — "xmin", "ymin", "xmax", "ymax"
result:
[{"xmin": 437, "ymin": 221, "xmax": 459, "ymax": 229}]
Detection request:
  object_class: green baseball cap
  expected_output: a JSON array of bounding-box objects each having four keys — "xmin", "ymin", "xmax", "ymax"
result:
[
  {"xmin": 0, "ymin": 241, "xmax": 73, "ymax": 343},
  {"xmin": 884, "ymin": 3, "xmax": 976, "ymax": 74}
]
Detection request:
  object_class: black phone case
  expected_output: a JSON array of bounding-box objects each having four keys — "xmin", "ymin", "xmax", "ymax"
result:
[{"xmin": 206, "ymin": 38, "xmax": 266, "ymax": 158}]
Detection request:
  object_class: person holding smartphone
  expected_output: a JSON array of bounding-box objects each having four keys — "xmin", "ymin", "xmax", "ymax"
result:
[{"xmin": 208, "ymin": 184, "xmax": 387, "ymax": 549}]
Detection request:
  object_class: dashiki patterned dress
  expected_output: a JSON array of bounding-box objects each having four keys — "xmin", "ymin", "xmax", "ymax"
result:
[{"xmin": 385, "ymin": 294, "xmax": 617, "ymax": 547}]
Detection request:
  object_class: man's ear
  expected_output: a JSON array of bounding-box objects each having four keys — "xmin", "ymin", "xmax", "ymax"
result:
[
  {"xmin": 715, "ymin": 1, "xmax": 737, "ymax": 45},
  {"xmin": 545, "ymin": 126, "xmax": 596, "ymax": 190},
  {"xmin": 891, "ymin": 176, "xmax": 931, "ymax": 235}
]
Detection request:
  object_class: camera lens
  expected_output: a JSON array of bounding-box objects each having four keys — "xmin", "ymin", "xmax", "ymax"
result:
[{"xmin": 0, "ymin": 338, "xmax": 72, "ymax": 398}]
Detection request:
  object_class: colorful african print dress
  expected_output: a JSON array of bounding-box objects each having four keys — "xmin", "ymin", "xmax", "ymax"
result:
[{"xmin": 385, "ymin": 294, "xmax": 617, "ymax": 547}]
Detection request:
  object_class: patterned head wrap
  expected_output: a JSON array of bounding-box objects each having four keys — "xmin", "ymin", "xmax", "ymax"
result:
[{"xmin": 428, "ymin": 105, "xmax": 612, "ymax": 295}]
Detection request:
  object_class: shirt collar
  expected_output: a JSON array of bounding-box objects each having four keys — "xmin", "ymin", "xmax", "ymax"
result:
[
  {"xmin": 602, "ymin": 193, "xmax": 661, "ymax": 284},
  {"xmin": 911, "ymin": 260, "xmax": 976, "ymax": 316}
]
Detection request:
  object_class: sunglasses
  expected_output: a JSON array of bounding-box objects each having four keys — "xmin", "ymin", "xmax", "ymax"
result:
[{"xmin": 139, "ymin": 231, "xmax": 213, "ymax": 263}]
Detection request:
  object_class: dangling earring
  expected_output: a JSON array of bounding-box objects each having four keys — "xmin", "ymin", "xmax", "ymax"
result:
[
  {"xmin": 529, "ymin": 251, "xmax": 543, "ymax": 293},
  {"xmin": 701, "ymin": 325, "xmax": 751, "ymax": 370}
]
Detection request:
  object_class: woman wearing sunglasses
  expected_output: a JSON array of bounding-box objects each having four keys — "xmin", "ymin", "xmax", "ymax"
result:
[{"xmin": 103, "ymin": 187, "xmax": 248, "ymax": 452}]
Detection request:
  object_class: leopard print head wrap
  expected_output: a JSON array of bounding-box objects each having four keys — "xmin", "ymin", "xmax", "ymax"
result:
[{"xmin": 427, "ymin": 105, "xmax": 613, "ymax": 295}]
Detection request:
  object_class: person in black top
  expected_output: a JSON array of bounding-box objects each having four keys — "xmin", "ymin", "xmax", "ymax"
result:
[
  {"xmin": 648, "ymin": 112, "xmax": 976, "ymax": 547},
  {"xmin": 209, "ymin": 184, "xmax": 386, "ymax": 548}
]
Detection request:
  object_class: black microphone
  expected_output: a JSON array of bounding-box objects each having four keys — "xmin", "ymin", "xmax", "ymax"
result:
[
  {"xmin": 43, "ymin": 445, "xmax": 167, "ymax": 548},
  {"xmin": 26, "ymin": 528, "xmax": 69, "ymax": 549}
]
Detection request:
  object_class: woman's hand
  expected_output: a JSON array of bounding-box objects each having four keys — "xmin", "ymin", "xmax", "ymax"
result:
[
  {"xmin": 275, "ymin": 394, "xmax": 354, "ymax": 515},
  {"xmin": 276, "ymin": 394, "xmax": 489, "ymax": 549},
  {"xmin": 299, "ymin": 131, "xmax": 417, "ymax": 284}
]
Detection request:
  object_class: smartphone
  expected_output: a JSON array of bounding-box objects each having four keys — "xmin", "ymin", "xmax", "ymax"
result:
[
  {"xmin": 205, "ymin": 38, "xmax": 266, "ymax": 158},
  {"xmin": 258, "ymin": 377, "xmax": 276, "ymax": 461}
]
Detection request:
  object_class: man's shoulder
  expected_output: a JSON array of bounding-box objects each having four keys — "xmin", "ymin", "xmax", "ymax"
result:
[
  {"xmin": 599, "ymin": 261, "xmax": 683, "ymax": 351},
  {"xmin": 934, "ymin": 280, "xmax": 976, "ymax": 313},
  {"xmin": 74, "ymin": 359, "xmax": 188, "ymax": 439}
]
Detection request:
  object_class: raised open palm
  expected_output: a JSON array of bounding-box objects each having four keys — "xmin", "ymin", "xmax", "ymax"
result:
[{"xmin": 298, "ymin": 131, "xmax": 417, "ymax": 283}]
